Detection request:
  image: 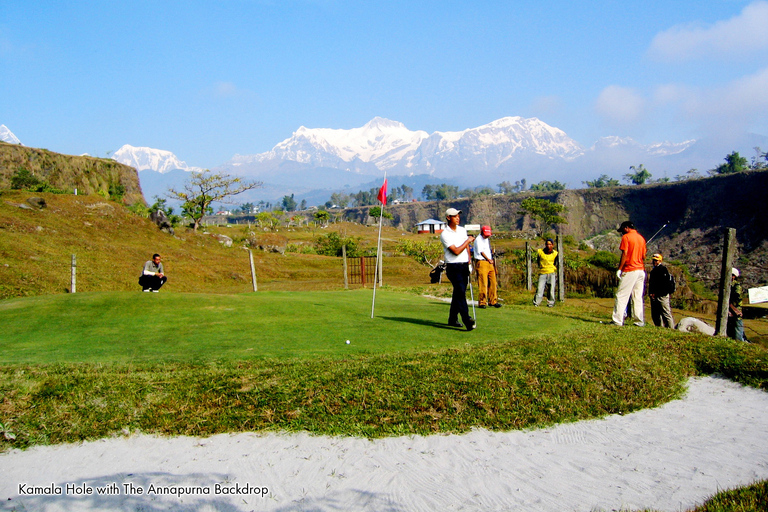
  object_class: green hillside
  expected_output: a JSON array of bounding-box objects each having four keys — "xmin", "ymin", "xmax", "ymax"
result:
[{"xmin": 0, "ymin": 190, "xmax": 429, "ymax": 299}]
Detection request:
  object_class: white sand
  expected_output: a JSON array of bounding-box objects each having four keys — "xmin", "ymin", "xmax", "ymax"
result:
[{"xmin": 2, "ymin": 376, "xmax": 767, "ymax": 512}]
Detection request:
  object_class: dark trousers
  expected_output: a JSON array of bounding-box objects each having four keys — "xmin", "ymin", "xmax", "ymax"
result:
[
  {"xmin": 446, "ymin": 262, "xmax": 471, "ymax": 324},
  {"xmin": 139, "ymin": 275, "xmax": 167, "ymax": 291},
  {"xmin": 727, "ymin": 315, "xmax": 745, "ymax": 341}
]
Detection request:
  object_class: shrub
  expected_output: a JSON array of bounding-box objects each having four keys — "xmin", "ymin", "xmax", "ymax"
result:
[
  {"xmin": 587, "ymin": 251, "xmax": 619, "ymax": 271},
  {"xmin": 314, "ymin": 232, "xmax": 364, "ymax": 257},
  {"xmin": 10, "ymin": 168, "xmax": 42, "ymax": 190},
  {"xmin": 127, "ymin": 202, "xmax": 150, "ymax": 217},
  {"xmin": 109, "ymin": 182, "xmax": 126, "ymax": 201}
]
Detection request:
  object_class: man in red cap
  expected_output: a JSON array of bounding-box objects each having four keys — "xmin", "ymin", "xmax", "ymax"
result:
[{"xmin": 473, "ymin": 225, "xmax": 501, "ymax": 308}]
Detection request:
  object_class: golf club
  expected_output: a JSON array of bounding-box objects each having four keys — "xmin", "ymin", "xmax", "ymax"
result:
[
  {"xmin": 465, "ymin": 224, "xmax": 481, "ymax": 325},
  {"xmin": 647, "ymin": 220, "xmax": 670, "ymax": 244}
]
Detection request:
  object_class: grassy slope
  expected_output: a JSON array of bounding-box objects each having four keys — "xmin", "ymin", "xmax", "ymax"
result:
[{"xmin": 0, "ymin": 190, "xmax": 431, "ymax": 298}]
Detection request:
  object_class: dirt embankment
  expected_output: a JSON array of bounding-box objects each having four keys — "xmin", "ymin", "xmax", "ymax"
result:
[{"xmin": 0, "ymin": 142, "xmax": 144, "ymax": 205}]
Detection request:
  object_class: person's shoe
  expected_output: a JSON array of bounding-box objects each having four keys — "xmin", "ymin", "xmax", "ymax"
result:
[
  {"xmin": 491, "ymin": 303, "xmax": 502, "ymax": 308},
  {"xmin": 152, "ymin": 290, "xmax": 159, "ymax": 293},
  {"xmin": 633, "ymin": 321, "xmax": 645, "ymax": 327},
  {"xmin": 465, "ymin": 318, "xmax": 476, "ymax": 331},
  {"xmin": 143, "ymin": 289, "xmax": 151, "ymax": 292},
  {"xmin": 547, "ymin": 304, "xmax": 555, "ymax": 308},
  {"xmin": 448, "ymin": 321, "xmax": 463, "ymax": 328},
  {"xmin": 478, "ymin": 305, "xmax": 487, "ymax": 309}
]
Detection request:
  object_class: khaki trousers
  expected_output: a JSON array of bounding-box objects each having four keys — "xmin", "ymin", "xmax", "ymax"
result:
[{"xmin": 475, "ymin": 260, "xmax": 497, "ymax": 306}]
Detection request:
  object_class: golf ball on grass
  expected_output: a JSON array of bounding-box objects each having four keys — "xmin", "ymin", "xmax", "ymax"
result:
[{"xmin": 345, "ymin": 340, "xmax": 350, "ymax": 344}]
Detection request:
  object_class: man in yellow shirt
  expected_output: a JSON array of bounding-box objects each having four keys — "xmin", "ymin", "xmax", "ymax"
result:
[{"xmin": 533, "ymin": 239, "xmax": 558, "ymax": 307}]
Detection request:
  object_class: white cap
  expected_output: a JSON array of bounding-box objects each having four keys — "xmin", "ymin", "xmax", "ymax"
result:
[{"xmin": 732, "ymin": 268, "xmax": 740, "ymax": 277}]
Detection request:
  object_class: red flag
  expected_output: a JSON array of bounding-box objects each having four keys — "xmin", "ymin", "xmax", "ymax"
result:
[{"xmin": 377, "ymin": 178, "xmax": 387, "ymax": 205}]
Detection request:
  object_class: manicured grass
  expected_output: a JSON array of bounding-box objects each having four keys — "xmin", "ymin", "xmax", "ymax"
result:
[
  {"xmin": 0, "ymin": 289, "xmax": 576, "ymax": 364},
  {"xmin": 2, "ymin": 293, "xmax": 767, "ymax": 451}
]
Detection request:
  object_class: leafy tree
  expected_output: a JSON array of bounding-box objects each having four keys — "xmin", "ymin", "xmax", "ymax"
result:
[
  {"xmin": 623, "ymin": 164, "xmax": 652, "ymax": 185},
  {"xmin": 256, "ymin": 211, "xmax": 278, "ymax": 228},
  {"xmin": 314, "ymin": 232, "xmax": 363, "ymax": 257},
  {"xmin": 313, "ymin": 210, "xmax": 330, "ymax": 226},
  {"xmin": 422, "ymin": 183, "xmax": 460, "ymax": 201},
  {"xmin": 281, "ymin": 193, "xmax": 297, "ymax": 211},
  {"xmin": 167, "ymin": 169, "xmax": 262, "ymax": 231},
  {"xmin": 750, "ymin": 147, "xmax": 767, "ymax": 170},
  {"xmin": 368, "ymin": 206, "xmax": 393, "ymax": 219},
  {"xmin": 397, "ymin": 239, "xmax": 443, "ymax": 266},
  {"xmin": 518, "ymin": 197, "xmax": 567, "ymax": 236},
  {"xmin": 497, "ymin": 181, "xmax": 515, "ymax": 194},
  {"xmin": 240, "ymin": 202, "xmax": 255, "ymax": 214},
  {"xmin": 352, "ymin": 188, "xmax": 381, "ymax": 207},
  {"xmin": 710, "ymin": 151, "xmax": 748, "ymax": 175},
  {"xmin": 584, "ymin": 174, "xmax": 620, "ymax": 188},
  {"xmin": 330, "ymin": 192, "xmax": 351, "ymax": 208},
  {"xmin": 529, "ymin": 180, "xmax": 566, "ymax": 191},
  {"xmin": 299, "ymin": 199, "xmax": 307, "ymax": 210}
]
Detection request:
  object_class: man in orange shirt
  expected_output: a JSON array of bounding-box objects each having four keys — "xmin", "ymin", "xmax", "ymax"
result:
[{"xmin": 611, "ymin": 221, "xmax": 647, "ymax": 326}]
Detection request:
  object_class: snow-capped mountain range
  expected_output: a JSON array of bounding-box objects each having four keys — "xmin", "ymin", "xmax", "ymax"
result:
[
  {"xmin": 4, "ymin": 116, "xmax": 762, "ymax": 205},
  {"xmin": 0, "ymin": 125, "xmax": 22, "ymax": 145},
  {"xmin": 227, "ymin": 116, "xmax": 588, "ymax": 176},
  {"xmin": 111, "ymin": 144, "xmax": 203, "ymax": 174}
]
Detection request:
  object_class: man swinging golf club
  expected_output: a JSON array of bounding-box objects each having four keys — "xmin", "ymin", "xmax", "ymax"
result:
[{"xmin": 439, "ymin": 207, "xmax": 476, "ymax": 331}]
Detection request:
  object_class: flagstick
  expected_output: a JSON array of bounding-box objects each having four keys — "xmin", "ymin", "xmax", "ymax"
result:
[{"xmin": 371, "ymin": 173, "xmax": 387, "ymax": 319}]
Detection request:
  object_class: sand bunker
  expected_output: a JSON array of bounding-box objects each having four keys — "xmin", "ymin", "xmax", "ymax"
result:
[{"xmin": 2, "ymin": 376, "xmax": 767, "ymax": 511}]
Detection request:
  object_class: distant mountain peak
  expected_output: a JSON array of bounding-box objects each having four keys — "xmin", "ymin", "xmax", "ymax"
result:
[
  {"xmin": 589, "ymin": 136, "xmax": 696, "ymax": 156},
  {"xmin": 0, "ymin": 125, "xmax": 22, "ymax": 145},
  {"xmin": 112, "ymin": 144, "xmax": 202, "ymax": 174}
]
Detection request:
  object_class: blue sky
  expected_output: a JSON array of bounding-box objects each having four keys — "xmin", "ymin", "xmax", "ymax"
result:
[{"xmin": 2, "ymin": 0, "xmax": 768, "ymax": 168}]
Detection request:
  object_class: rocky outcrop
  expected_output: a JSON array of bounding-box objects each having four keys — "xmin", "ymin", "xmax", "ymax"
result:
[
  {"xmin": 0, "ymin": 142, "xmax": 144, "ymax": 205},
  {"xmin": 150, "ymin": 210, "xmax": 175, "ymax": 235}
]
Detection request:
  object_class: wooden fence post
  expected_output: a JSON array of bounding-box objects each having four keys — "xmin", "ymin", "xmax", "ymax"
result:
[
  {"xmin": 526, "ymin": 242, "xmax": 532, "ymax": 291},
  {"xmin": 342, "ymin": 245, "xmax": 349, "ymax": 289},
  {"xmin": 248, "ymin": 249, "xmax": 258, "ymax": 292},
  {"xmin": 715, "ymin": 227, "xmax": 737, "ymax": 336},
  {"xmin": 71, "ymin": 254, "xmax": 76, "ymax": 293}
]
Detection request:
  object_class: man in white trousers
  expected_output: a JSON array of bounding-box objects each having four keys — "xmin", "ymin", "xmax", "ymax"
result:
[{"xmin": 611, "ymin": 221, "xmax": 647, "ymax": 326}]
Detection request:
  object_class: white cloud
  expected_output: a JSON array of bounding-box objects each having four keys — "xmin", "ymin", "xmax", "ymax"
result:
[
  {"xmin": 648, "ymin": 1, "xmax": 768, "ymax": 62},
  {"xmin": 648, "ymin": 67, "xmax": 768, "ymax": 137},
  {"xmin": 594, "ymin": 86, "xmax": 646, "ymax": 128},
  {"xmin": 213, "ymin": 81, "xmax": 241, "ymax": 98}
]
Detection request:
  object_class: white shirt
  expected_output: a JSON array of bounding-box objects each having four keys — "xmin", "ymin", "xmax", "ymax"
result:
[
  {"xmin": 440, "ymin": 225, "xmax": 470, "ymax": 263},
  {"xmin": 473, "ymin": 233, "xmax": 492, "ymax": 261}
]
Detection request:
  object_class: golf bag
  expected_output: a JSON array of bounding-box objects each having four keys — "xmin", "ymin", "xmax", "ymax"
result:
[{"xmin": 430, "ymin": 261, "xmax": 446, "ymax": 283}]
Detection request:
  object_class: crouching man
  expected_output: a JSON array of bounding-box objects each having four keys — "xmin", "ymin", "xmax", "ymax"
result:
[{"xmin": 139, "ymin": 253, "xmax": 167, "ymax": 292}]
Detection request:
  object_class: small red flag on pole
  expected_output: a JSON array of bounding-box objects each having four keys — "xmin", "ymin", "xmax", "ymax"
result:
[
  {"xmin": 377, "ymin": 178, "xmax": 387, "ymax": 205},
  {"xmin": 371, "ymin": 175, "xmax": 387, "ymax": 318}
]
